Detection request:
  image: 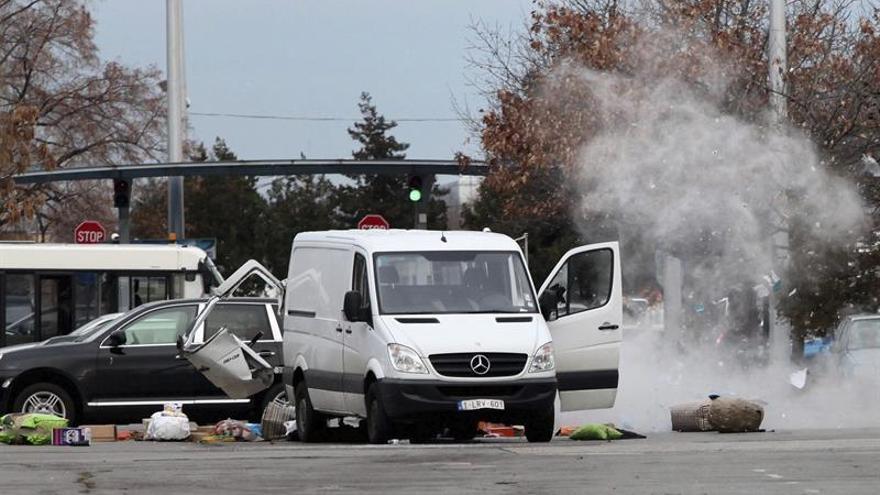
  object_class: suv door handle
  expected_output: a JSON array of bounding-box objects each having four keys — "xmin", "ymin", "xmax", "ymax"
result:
[
  {"xmin": 258, "ymin": 350, "xmax": 276, "ymax": 357},
  {"xmin": 336, "ymin": 327, "xmax": 343, "ymax": 333},
  {"xmin": 345, "ymin": 329, "xmax": 352, "ymax": 334},
  {"xmin": 598, "ymin": 323, "xmax": 619, "ymax": 331}
]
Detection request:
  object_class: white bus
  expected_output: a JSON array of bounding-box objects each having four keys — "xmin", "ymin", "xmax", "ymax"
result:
[{"xmin": 1, "ymin": 243, "xmax": 223, "ymax": 346}]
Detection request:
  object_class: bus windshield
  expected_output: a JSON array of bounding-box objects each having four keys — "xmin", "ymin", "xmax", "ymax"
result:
[{"xmin": 374, "ymin": 251, "xmax": 537, "ymax": 315}]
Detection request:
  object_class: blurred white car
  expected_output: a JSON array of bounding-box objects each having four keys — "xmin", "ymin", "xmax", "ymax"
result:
[{"xmin": 832, "ymin": 314, "xmax": 880, "ymax": 379}]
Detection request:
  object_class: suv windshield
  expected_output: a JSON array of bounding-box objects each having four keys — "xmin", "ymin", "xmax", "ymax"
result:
[{"xmin": 374, "ymin": 251, "xmax": 537, "ymax": 315}]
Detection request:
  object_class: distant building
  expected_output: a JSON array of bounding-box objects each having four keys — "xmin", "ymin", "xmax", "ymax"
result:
[{"xmin": 443, "ymin": 175, "xmax": 482, "ymax": 229}]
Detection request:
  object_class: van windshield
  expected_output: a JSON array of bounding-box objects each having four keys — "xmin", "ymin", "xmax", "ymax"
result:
[{"xmin": 374, "ymin": 251, "xmax": 537, "ymax": 315}]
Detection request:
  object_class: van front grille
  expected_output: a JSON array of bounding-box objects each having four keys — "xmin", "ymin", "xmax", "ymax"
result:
[{"xmin": 429, "ymin": 353, "xmax": 528, "ymax": 378}]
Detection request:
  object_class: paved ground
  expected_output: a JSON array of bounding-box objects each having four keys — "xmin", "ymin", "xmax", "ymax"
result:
[{"xmin": 1, "ymin": 428, "xmax": 878, "ymax": 494}]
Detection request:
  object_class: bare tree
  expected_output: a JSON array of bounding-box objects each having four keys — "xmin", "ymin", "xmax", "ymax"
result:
[{"xmin": 0, "ymin": 0, "xmax": 165, "ymax": 233}]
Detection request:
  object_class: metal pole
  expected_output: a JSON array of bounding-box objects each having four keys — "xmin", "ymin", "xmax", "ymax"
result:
[
  {"xmin": 167, "ymin": 0, "xmax": 185, "ymax": 240},
  {"xmin": 768, "ymin": 0, "xmax": 787, "ymax": 122},
  {"xmin": 768, "ymin": 0, "xmax": 791, "ymax": 362}
]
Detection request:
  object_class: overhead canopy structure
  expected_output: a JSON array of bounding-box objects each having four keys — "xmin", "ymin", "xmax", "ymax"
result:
[{"xmin": 12, "ymin": 159, "xmax": 490, "ymax": 185}]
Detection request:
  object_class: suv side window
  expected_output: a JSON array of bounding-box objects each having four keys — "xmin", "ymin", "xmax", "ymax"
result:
[
  {"xmin": 121, "ymin": 306, "xmax": 197, "ymax": 345},
  {"xmin": 352, "ymin": 253, "xmax": 371, "ymax": 311},
  {"xmin": 204, "ymin": 304, "xmax": 273, "ymax": 342},
  {"xmin": 545, "ymin": 249, "xmax": 613, "ymax": 319}
]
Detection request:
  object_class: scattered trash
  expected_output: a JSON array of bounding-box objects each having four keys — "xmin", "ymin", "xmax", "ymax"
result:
[
  {"xmin": 207, "ymin": 419, "xmax": 262, "ymax": 442},
  {"xmin": 145, "ymin": 403, "xmax": 191, "ymax": 441},
  {"xmin": 80, "ymin": 424, "xmax": 117, "ymax": 442},
  {"xmin": 708, "ymin": 396, "xmax": 764, "ymax": 432},
  {"xmin": 569, "ymin": 423, "xmax": 623, "ymax": 441},
  {"xmin": 559, "ymin": 424, "xmax": 646, "ymax": 440},
  {"xmin": 789, "ymin": 368, "xmax": 808, "ymax": 389},
  {"xmin": 261, "ymin": 400, "xmax": 296, "ymax": 441},
  {"xmin": 670, "ymin": 400, "xmax": 714, "ymax": 431},
  {"xmin": 52, "ymin": 427, "xmax": 90, "ymax": 446},
  {"xmin": 478, "ymin": 422, "xmax": 524, "ymax": 438},
  {"xmin": 671, "ymin": 396, "xmax": 765, "ymax": 433},
  {"xmin": 0, "ymin": 413, "xmax": 68, "ymax": 445},
  {"xmin": 283, "ymin": 420, "xmax": 298, "ymax": 437}
]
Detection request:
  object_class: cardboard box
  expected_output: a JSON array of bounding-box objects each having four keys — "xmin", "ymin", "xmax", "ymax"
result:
[
  {"xmin": 79, "ymin": 424, "xmax": 117, "ymax": 442},
  {"xmin": 52, "ymin": 428, "xmax": 90, "ymax": 446}
]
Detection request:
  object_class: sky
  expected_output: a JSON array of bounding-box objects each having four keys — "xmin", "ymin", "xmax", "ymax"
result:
[{"xmin": 91, "ymin": 0, "xmax": 531, "ymax": 161}]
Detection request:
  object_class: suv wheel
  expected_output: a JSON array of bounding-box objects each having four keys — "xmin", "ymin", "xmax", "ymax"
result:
[
  {"xmin": 365, "ymin": 385, "xmax": 394, "ymax": 444},
  {"xmin": 13, "ymin": 382, "xmax": 77, "ymax": 424},
  {"xmin": 294, "ymin": 382, "xmax": 325, "ymax": 442},
  {"xmin": 525, "ymin": 404, "xmax": 555, "ymax": 443}
]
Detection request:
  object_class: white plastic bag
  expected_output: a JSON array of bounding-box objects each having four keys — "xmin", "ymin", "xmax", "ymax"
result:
[{"xmin": 145, "ymin": 411, "xmax": 191, "ymax": 441}]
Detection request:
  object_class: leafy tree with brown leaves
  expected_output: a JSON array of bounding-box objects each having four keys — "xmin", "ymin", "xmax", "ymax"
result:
[
  {"xmin": 0, "ymin": 0, "xmax": 164, "ymax": 234},
  {"xmin": 464, "ymin": 0, "xmax": 880, "ymax": 356}
]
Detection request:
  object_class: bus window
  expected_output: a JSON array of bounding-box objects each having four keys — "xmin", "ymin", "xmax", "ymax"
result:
[
  {"xmin": 131, "ymin": 276, "xmax": 169, "ymax": 308},
  {"xmin": 75, "ymin": 272, "xmax": 100, "ymax": 328},
  {"xmin": 40, "ymin": 275, "xmax": 73, "ymax": 339},
  {"xmin": 101, "ymin": 273, "xmax": 119, "ymax": 314},
  {"xmin": 5, "ymin": 274, "xmax": 36, "ymax": 345}
]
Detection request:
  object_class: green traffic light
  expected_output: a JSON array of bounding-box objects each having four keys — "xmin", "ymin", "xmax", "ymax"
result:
[{"xmin": 409, "ymin": 189, "xmax": 422, "ymax": 202}]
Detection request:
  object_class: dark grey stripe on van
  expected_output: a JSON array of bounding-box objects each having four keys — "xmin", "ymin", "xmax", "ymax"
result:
[
  {"xmin": 304, "ymin": 369, "xmax": 363, "ymax": 394},
  {"xmin": 288, "ymin": 309, "xmax": 316, "ymax": 318},
  {"xmin": 556, "ymin": 370, "xmax": 619, "ymax": 391}
]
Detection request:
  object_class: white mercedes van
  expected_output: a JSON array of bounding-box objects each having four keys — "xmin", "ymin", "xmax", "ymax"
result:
[{"xmin": 281, "ymin": 229, "xmax": 622, "ymax": 443}]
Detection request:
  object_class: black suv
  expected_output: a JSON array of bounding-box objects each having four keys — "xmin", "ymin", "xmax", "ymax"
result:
[{"xmin": 0, "ymin": 298, "xmax": 284, "ymax": 424}]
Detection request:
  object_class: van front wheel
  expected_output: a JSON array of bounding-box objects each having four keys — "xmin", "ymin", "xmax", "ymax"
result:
[
  {"xmin": 294, "ymin": 382, "xmax": 325, "ymax": 442},
  {"xmin": 365, "ymin": 386, "xmax": 394, "ymax": 444},
  {"xmin": 525, "ymin": 404, "xmax": 555, "ymax": 443}
]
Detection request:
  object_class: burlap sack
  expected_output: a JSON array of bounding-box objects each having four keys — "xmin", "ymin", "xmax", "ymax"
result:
[{"xmin": 707, "ymin": 397, "xmax": 764, "ymax": 432}]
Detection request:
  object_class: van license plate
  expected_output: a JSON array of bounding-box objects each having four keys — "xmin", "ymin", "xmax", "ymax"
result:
[{"xmin": 458, "ymin": 399, "xmax": 505, "ymax": 411}]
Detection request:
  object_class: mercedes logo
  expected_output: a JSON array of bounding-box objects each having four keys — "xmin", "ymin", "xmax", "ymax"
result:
[{"xmin": 470, "ymin": 354, "xmax": 491, "ymax": 375}]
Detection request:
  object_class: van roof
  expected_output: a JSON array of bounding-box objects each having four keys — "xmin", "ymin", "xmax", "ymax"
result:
[{"xmin": 294, "ymin": 229, "xmax": 522, "ymax": 253}]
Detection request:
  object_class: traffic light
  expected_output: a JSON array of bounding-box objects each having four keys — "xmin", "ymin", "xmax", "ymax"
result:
[
  {"xmin": 407, "ymin": 175, "xmax": 423, "ymax": 202},
  {"xmin": 113, "ymin": 179, "xmax": 130, "ymax": 208}
]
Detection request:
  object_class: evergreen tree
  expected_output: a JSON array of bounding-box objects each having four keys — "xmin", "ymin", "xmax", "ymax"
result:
[
  {"xmin": 264, "ymin": 175, "xmax": 343, "ymax": 277},
  {"xmin": 185, "ymin": 138, "xmax": 267, "ymax": 274},
  {"xmin": 339, "ymin": 92, "xmax": 447, "ymax": 229}
]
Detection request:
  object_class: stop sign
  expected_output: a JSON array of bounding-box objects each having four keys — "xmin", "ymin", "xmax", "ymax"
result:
[
  {"xmin": 74, "ymin": 220, "xmax": 107, "ymax": 244},
  {"xmin": 357, "ymin": 214, "xmax": 390, "ymax": 230}
]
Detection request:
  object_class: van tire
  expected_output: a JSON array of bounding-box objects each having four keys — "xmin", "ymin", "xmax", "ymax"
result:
[
  {"xmin": 525, "ymin": 405, "xmax": 554, "ymax": 443},
  {"xmin": 365, "ymin": 386, "xmax": 394, "ymax": 444},
  {"xmin": 294, "ymin": 382, "xmax": 325, "ymax": 442}
]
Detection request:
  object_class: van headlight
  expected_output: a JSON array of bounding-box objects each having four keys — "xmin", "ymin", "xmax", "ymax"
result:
[
  {"xmin": 387, "ymin": 344, "xmax": 428, "ymax": 374},
  {"xmin": 529, "ymin": 342, "xmax": 555, "ymax": 373}
]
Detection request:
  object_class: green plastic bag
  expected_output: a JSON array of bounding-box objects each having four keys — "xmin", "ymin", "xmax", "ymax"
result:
[
  {"xmin": 569, "ymin": 423, "xmax": 623, "ymax": 441},
  {"xmin": 0, "ymin": 413, "xmax": 68, "ymax": 445}
]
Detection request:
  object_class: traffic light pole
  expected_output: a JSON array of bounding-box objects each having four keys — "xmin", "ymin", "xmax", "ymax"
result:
[
  {"xmin": 412, "ymin": 174, "xmax": 434, "ymax": 229},
  {"xmin": 118, "ymin": 205, "xmax": 130, "ymax": 243}
]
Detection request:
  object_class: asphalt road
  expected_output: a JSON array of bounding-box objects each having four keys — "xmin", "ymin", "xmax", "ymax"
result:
[{"xmin": 1, "ymin": 428, "xmax": 878, "ymax": 494}]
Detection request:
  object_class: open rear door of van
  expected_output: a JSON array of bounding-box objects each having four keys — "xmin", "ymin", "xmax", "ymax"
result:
[
  {"xmin": 181, "ymin": 260, "xmax": 283, "ymax": 399},
  {"xmin": 538, "ymin": 242, "xmax": 622, "ymax": 412}
]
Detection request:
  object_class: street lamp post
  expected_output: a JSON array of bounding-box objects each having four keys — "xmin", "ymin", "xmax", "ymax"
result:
[{"xmin": 167, "ymin": 0, "xmax": 186, "ymax": 241}]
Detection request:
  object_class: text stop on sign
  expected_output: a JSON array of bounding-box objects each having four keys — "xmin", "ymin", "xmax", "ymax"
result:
[
  {"xmin": 357, "ymin": 214, "xmax": 390, "ymax": 230},
  {"xmin": 74, "ymin": 221, "xmax": 107, "ymax": 244}
]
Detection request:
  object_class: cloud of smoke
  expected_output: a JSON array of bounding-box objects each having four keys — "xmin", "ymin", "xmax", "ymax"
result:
[
  {"xmin": 551, "ymin": 38, "xmax": 872, "ymax": 431},
  {"xmin": 564, "ymin": 329, "xmax": 880, "ymax": 432}
]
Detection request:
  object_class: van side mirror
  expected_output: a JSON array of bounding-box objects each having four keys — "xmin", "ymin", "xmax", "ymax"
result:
[
  {"xmin": 343, "ymin": 291, "xmax": 363, "ymax": 322},
  {"xmin": 107, "ymin": 332, "xmax": 126, "ymax": 347}
]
